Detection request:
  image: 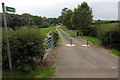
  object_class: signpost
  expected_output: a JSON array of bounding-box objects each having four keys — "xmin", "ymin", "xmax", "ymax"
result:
[{"xmin": 2, "ymin": 2, "xmax": 15, "ymax": 78}]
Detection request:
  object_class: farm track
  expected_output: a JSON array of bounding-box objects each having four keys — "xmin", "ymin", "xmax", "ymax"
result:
[{"xmin": 54, "ymin": 27, "xmax": 118, "ymax": 78}]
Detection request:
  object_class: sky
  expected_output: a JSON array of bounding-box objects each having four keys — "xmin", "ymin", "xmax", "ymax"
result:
[{"xmin": 0, "ymin": 0, "xmax": 119, "ymax": 20}]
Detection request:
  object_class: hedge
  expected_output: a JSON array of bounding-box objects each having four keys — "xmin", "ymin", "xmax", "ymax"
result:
[
  {"xmin": 82, "ymin": 23, "xmax": 120, "ymax": 50},
  {"xmin": 97, "ymin": 23, "xmax": 120, "ymax": 50},
  {"xmin": 2, "ymin": 28, "xmax": 45, "ymax": 72},
  {"xmin": 52, "ymin": 31, "xmax": 59, "ymax": 46}
]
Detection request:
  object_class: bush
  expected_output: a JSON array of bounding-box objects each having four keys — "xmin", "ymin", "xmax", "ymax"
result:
[
  {"xmin": 39, "ymin": 22, "xmax": 51, "ymax": 28},
  {"xmin": 52, "ymin": 31, "xmax": 59, "ymax": 46},
  {"xmin": 97, "ymin": 23, "xmax": 120, "ymax": 50},
  {"xmin": 49, "ymin": 31, "xmax": 59, "ymax": 46},
  {"xmin": 101, "ymin": 31, "xmax": 120, "ymax": 50},
  {"xmin": 83, "ymin": 25, "xmax": 97, "ymax": 37},
  {"xmin": 84, "ymin": 23, "xmax": 120, "ymax": 51},
  {"xmin": 2, "ymin": 28, "xmax": 45, "ymax": 72}
]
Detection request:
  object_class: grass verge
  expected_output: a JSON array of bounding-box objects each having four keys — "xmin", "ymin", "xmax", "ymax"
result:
[
  {"xmin": 59, "ymin": 27, "xmax": 77, "ymax": 38},
  {"xmin": 83, "ymin": 36, "xmax": 102, "ymax": 45},
  {"xmin": 83, "ymin": 36, "xmax": 120, "ymax": 57},
  {"xmin": 111, "ymin": 49, "xmax": 120, "ymax": 57},
  {"xmin": 57, "ymin": 38, "xmax": 61, "ymax": 44},
  {"xmin": 2, "ymin": 67, "xmax": 55, "ymax": 78}
]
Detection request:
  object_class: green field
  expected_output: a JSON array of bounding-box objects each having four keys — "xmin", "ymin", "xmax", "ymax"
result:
[
  {"xmin": 38, "ymin": 26, "xmax": 56, "ymax": 37},
  {"xmin": 3, "ymin": 67, "xmax": 54, "ymax": 78}
]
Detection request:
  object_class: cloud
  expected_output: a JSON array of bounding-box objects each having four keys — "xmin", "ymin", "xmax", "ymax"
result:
[
  {"xmin": 0, "ymin": 0, "xmax": 119, "ymax": 20},
  {"xmin": 90, "ymin": 2, "xmax": 118, "ymax": 20}
]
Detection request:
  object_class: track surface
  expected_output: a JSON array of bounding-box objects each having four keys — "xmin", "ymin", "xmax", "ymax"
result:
[{"xmin": 55, "ymin": 27, "xmax": 118, "ymax": 78}]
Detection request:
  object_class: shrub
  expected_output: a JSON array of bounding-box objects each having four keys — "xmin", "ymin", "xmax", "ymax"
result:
[
  {"xmin": 101, "ymin": 30, "xmax": 120, "ymax": 50},
  {"xmin": 84, "ymin": 25, "xmax": 97, "ymax": 37},
  {"xmin": 52, "ymin": 31, "xmax": 59, "ymax": 46},
  {"xmin": 97, "ymin": 23, "xmax": 120, "ymax": 50},
  {"xmin": 2, "ymin": 28, "xmax": 45, "ymax": 72},
  {"xmin": 49, "ymin": 31, "xmax": 59, "ymax": 46},
  {"xmin": 39, "ymin": 22, "xmax": 51, "ymax": 28}
]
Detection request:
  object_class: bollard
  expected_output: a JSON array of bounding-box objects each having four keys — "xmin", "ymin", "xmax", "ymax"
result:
[
  {"xmin": 87, "ymin": 40, "xmax": 89, "ymax": 46},
  {"xmin": 70, "ymin": 39, "xmax": 72, "ymax": 45}
]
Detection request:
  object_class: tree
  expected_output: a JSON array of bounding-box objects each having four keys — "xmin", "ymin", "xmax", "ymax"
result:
[
  {"xmin": 61, "ymin": 8, "xmax": 69, "ymax": 16},
  {"xmin": 47, "ymin": 18, "xmax": 59, "ymax": 24},
  {"xmin": 58, "ymin": 16, "xmax": 63, "ymax": 23},
  {"xmin": 58, "ymin": 8, "xmax": 69, "ymax": 24},
  {"xmin": 6, "ymin": 13, "xmax": 23, "ymax": 29},
  {"xmin": 32, "ymin": 16, "xmax": 43, "ymax": 25},
  {"xmin": 71, "ymin": 2, "xmax": 93, "ymax": 35},
  {"xmin": 21, "ymin": 13, "xmax": 35, "ymax": 26},
  {"xmin": 70, "ymin": 8, "xmax": 78, "ymax": 30},
  {"xmin": 4, "ymin": 13, "xmax": 52, "ymax": 29},
  {"xmin": 62, "ymin": 9, "xmax": 73, "ymax": 29},
  {"xmin": 60, "ymin": 8, "xmax": 73, "ymax": 29}
]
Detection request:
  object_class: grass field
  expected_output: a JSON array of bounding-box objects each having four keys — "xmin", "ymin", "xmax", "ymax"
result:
[
  {"xmin": 38, "ymin": 26, "xmax": 56, "ymax": 37},
  {"xmin": 3, "ymin": 67, "xmax": 55, "ymax": 78}
]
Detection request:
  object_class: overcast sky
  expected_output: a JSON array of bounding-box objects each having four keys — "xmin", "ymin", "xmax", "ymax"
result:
[{"xmin": 0, "ymin": 0, "xmax": 119, "ymax": 20}]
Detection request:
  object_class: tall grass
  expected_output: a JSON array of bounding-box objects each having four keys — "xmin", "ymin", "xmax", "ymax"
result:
[{"xmin": 3, "ymin": 67, "xmax": 54, "ymax": 78}]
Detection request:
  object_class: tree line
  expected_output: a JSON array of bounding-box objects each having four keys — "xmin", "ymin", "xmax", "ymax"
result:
[
  {"xmin": 58, "ymin": 2, "xmax": 120, "ymax": 35},
  {"xmin": 2, "ymin": 13, "xmax": 60, "ymax": 72},
  {"xmin": 58, "ymin": 2, "xmax": 120, "ymax": 51},
  {"xmin": 58, "ymin": 2, "xmax": 93, "ymax": 35},
  {"xmin": 92, "ymin": 20, "xmax": 120, "ymax": 25},
  {"xmin": 1, "ymin": 13, "xmax": 59, "ymax": 29}
]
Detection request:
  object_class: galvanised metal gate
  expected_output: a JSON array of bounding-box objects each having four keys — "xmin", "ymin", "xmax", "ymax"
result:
[{"xmin": 43, "ymin": 34, "xmax": 55, "ymax": 60}]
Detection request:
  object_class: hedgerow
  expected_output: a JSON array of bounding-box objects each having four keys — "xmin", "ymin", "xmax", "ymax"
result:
[{"xmin": 2, "ymin": 28, "xmax": 45, "ymax": 72}]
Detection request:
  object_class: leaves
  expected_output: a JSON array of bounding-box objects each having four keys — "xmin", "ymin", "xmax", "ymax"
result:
[{"xmin": 2, "ymin": 28, "xmax": 45, "ymax": 71}]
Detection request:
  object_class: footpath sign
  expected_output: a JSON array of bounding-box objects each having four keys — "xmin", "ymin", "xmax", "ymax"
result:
[{"xmin": 6, "ymin": 6, "xmax": 16, "ymax": 12}]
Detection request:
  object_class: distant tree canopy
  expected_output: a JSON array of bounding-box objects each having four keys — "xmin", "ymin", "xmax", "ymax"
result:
[
  {"xmin": 58, "ymin": 2, "xmax": 93, "ymax": 34},
  {"xmin": 47, "ymin": 18, "xmax": 59, "ymax": 24},
  {"xmin": 62, "ymin": 8, "xmax": 73, "ymax": 29},
  {"xmin": 92, "ymin": 20, "xmax": 120, "ymax": 24},
  {"xmin": 1, "ymin": 13, "xmax": 59, "ymax": 29},
  {"xmin": 58, "ymin": 2, "xmax": 119, "ymax": 31},
  {"xmin": 72, "ymin": 2, "xmax": 93, "ymax": 35}
]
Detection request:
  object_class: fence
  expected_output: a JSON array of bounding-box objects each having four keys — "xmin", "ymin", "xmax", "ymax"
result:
[{"xmin": 43, "ymin": 34, "xmax": 55, "ymax": 60}]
